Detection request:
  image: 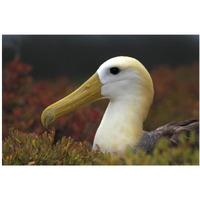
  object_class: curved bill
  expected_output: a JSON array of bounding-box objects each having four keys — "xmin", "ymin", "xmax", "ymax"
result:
[{"xmin": 41, "ymin": 73, "xmax": 103, "ymax": 128}]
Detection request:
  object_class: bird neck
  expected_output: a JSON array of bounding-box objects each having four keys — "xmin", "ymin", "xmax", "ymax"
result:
[{"xmin": 93, "ymin": 95, "xmax": 146, "ymax": 154}]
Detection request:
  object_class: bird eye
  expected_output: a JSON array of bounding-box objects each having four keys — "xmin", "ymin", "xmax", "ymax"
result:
[{"xmin": 110, "ymin": 67, "xmax": 120, "ymax": 75}]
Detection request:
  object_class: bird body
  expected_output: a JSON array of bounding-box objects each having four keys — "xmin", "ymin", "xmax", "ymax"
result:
[{"xmin": 41, "ymin": 56, "xmax": 199, "ymax": 154}]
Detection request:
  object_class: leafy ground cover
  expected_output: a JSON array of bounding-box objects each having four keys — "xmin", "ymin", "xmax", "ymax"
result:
[
  {"xmin": 2, "ymin": 59, "xmax": 199, "ymax": 165},
  {"xmin": 2, "ymin": 129, "xmax": 198, "ymax": 165}
]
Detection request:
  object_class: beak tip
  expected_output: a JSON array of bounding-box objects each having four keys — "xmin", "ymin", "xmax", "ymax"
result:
[
  {"xmin": 41, "ymin": 110, "xmax": 55, "ymax": 129},
  {"xmin": 42, "ymin": 120, "xmax": 48, "ymax": 129}
]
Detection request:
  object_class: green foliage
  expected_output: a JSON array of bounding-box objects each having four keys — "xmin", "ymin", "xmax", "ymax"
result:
[{"xmin": 2, "ymin": 129, "xmax": 199, "ymax": 165}]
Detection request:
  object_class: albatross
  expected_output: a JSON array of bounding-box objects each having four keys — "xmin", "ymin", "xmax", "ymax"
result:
[{"xmin": 41, "ymin": 56, "xmax": 199, "ymax": 154}]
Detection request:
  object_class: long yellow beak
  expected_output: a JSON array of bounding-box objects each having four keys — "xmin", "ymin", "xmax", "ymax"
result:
[{"xmin": 41, "ymin": 73, "xmax": 103, "ymax": 128}]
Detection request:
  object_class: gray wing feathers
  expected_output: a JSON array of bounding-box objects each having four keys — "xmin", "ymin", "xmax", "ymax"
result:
[{"xmin": 134, "ymin": 119, "xmax": 199, "ymax": 153}]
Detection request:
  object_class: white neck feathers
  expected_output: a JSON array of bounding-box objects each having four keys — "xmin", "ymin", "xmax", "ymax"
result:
[{"xmin": 93, "ymin": 57, "xmax": 154, "ymax": 154}]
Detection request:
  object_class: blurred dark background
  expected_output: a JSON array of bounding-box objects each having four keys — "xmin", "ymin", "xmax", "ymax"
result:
[{"xmin": 2, "ymin": 35, "xmax": 199, "ymax": 80}]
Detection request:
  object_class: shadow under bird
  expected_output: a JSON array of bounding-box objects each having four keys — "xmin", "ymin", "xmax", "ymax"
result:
[{"xmin": 41, "ymin": 56, "xmax": 199, "ymax": 154}]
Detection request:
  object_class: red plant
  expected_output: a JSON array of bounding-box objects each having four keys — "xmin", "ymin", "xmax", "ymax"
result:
[
  {"xmin": 145, "ymin": 62, "xmax": 199, "ymax": 131},
  {"xmin": 3, "ymin": 59, "xmax": 199, "ymax": 145},
  {"xmin": 2, "ymin": 59, "xmax": 103, "ymax": 143}
]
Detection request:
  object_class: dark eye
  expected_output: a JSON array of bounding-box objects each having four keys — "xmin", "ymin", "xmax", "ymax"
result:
[{"xmin": 110, "ymin": 67, "xmax": 120, "ymax": 75}]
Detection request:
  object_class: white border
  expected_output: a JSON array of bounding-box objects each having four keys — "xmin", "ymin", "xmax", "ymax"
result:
[{"xmin": 1, "ymin": 1, "xmax": 199, "ymax": 200}]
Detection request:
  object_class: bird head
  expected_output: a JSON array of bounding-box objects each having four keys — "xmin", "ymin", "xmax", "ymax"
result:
[{"xmin": 41, "ymin": 56, "xmax": 154, "ymax": 128}]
